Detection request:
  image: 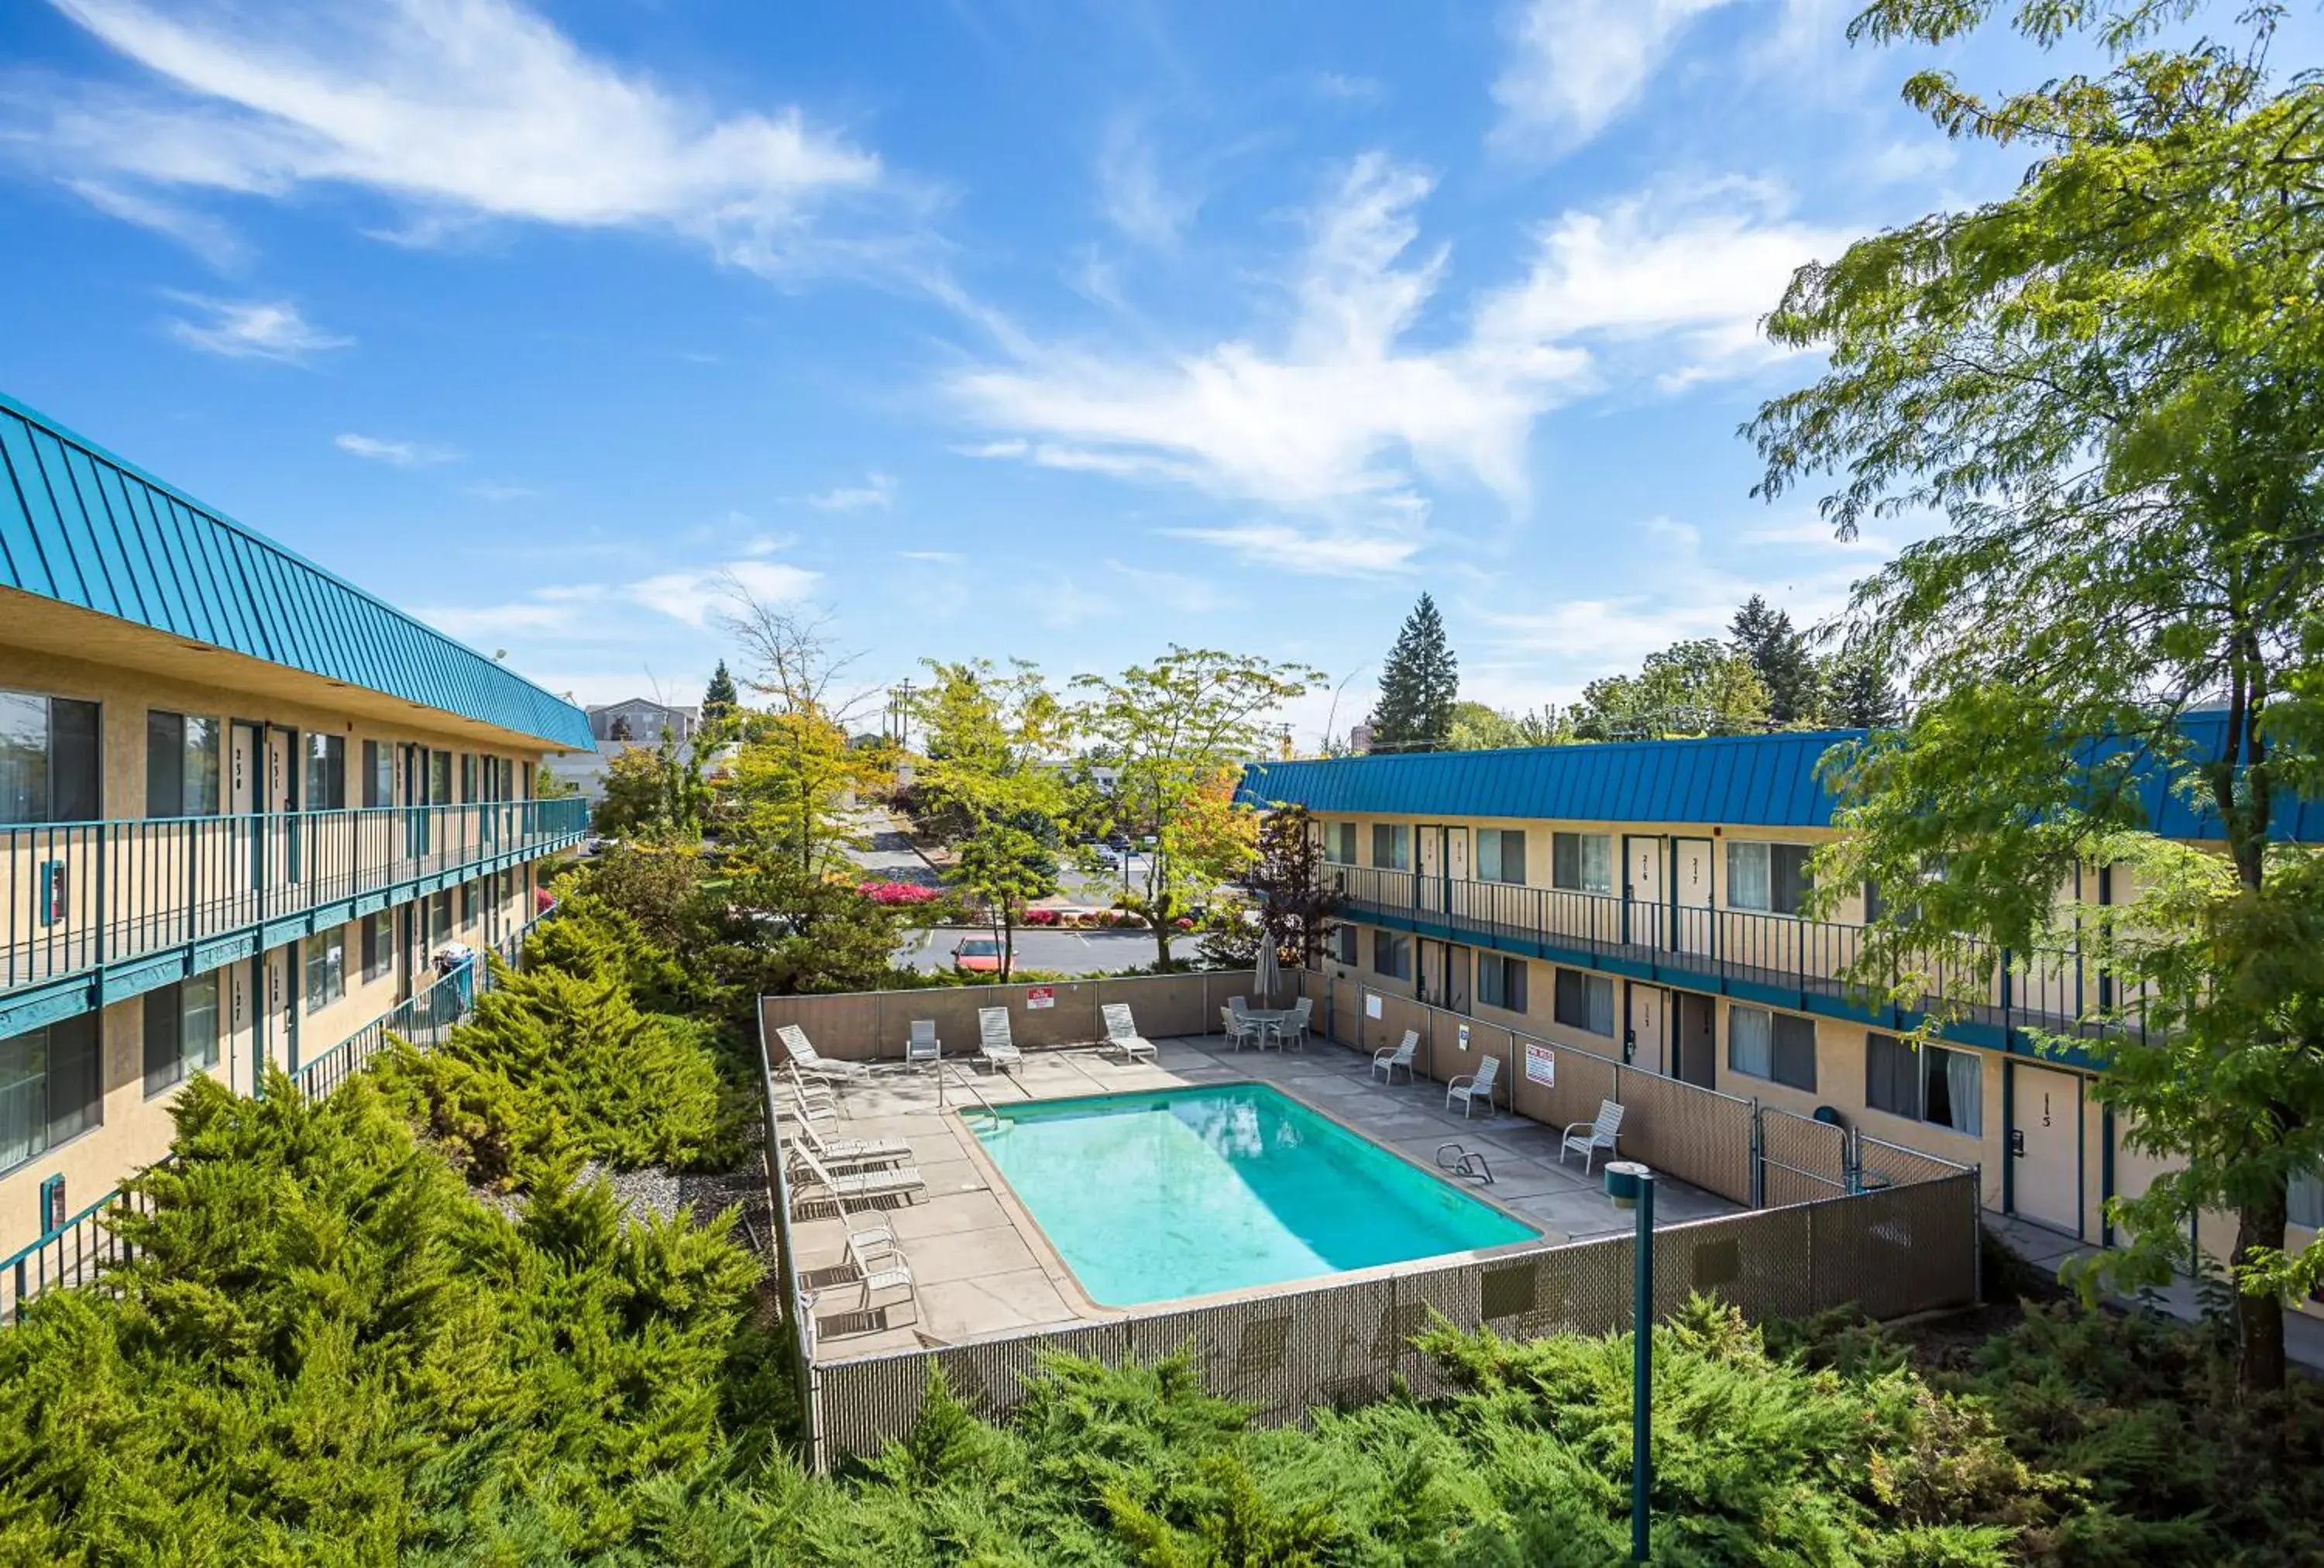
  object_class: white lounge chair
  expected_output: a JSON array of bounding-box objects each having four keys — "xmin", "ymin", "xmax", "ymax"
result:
[
  {"xmin": 1372, "ymin": 1029, "xmax": 1418, "ymax": 1084},
  {"xmin": 792, "ymin": 1119, "xmax": 913, "ymax": 1171},
  {"xmin": 784, "ymin": 1063, "xmax": 843, "ymax": 1116},
  {"xmin": 847, "ymin": 1230, "xmax": 918, "ymax": 1329},
  {"xmin": 1560, "ymin": 1099, "xmax": 1625, "ymax": 1175},
  {"xmin": 906, "ymin": 1019, "xmax": 942, "ymax": 1070},
  {"xmin": 977, "ymin": 1006, "xmax": 1023, "ymax": 1074},
  {"xmin": 1220, "ymin": 1004, "xmax": 1262, "ymax": 1051},
  {"xmin": 777, "ymin": 1023, "xmax": 871, "ymax": 1083},
  {"xmin": 1446, "ymin": 1054, "xmax": 1501, "ymax": 1118},
  {"xmin": 1101, "ymin": 1002, "xmax": 1157, "ymax": 1063},
  {"xmin": 789, "ymin": 1146, "xmax": 924, "ymax": 1212}
]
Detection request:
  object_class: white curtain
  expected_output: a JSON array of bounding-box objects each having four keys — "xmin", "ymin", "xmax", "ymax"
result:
[
  {"xmin": 1587, "ymin": 976, "xmax": 1614, "ymax": 1036},
  {"xmin": 1580, "ymin": 834, "xmax": 1612, "ymax": 894},
  {"xmin": 1728, "ymin": 1006, "xmax": 1771, "ymax": 1077},
  {"xmin": 1728, "ymin": 842, "xmax": 1771, "ymax": 911},
  {"xmin": 1943, "ymin": 1049, "xmax": 1982, "ymax": 1136}
]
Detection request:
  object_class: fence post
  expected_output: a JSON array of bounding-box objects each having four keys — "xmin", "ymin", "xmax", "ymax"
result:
[
  {"xmin": 1748, "ymin": 1099, "xmax": 1765, "ymax": 1209},
  {"xmin": 1968, "ymin": 1164, "xmax": 1985, "ymax": 1305}
]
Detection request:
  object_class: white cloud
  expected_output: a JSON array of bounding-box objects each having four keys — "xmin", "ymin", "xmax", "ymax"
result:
[
  {"xmin": 806, "ymin": 473, "xmax": 897, "ymax": 511},
  {"xmin": 950, "ymin": 160, "xmax": 1844, "ymax": 570},
  {"xmin": 1312, "ymin": 72, "xmax": 1385, "ymax": 103},
  {"xmin": 413, "ymin": 599, "xmax": 578, "ymax": 640},
  {"xmin": 1475, "ymin": 179, "xmax": 1852, "ymax": 387},
  {"xmin": 1492, "ymin": 0, "xmax": 1738, "ymax": 154},
  {"xmin": 953, "ymin": 155, "xmax": 1587, "ymax": 524},
  {"xmin": 164, "ymin": 294, "xmax": 349, "ymax": 362},
  {"xmin": 1862, "ymin": 138, "xmax": 1957, "ymax": 184},
  {"xmin": 631, "ymin": 559, "xmax": 818, "ymax": 626},
  {"xmin": 1096, "ymin": 112, "xmax": 1198, "ymax": 246},
  {"xmin": 896, "ymin": 548, "xmax": 966, "ymax": 565},
  {"xmin": 32, "ymin": 0, "xmax": 904, "ymax": 280},
  {"xmin": 418, "ymin": 552, "xmax": 817, "ymax": 640},
  {"xmin": 65, "ymin": 178, "xmax": 245, "ymax": 268},
  {"xmin": 335, "ymin": 432, "xmax": 458, "ymax": 466}
]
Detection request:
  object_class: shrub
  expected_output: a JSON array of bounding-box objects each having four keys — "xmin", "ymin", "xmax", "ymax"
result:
[
  {"xmin": 375, "ymin": 958, "xmax": 741, "ymax": 1188},
  {"xmin": 861, "ymin": 880, "xmax": 941, "ymax": 906},
  {"xmin": 1024, "ymin": 907, "xmax": 1061, "ymax": 927},
  {"xmin": 0, "ymin": 1072, "xmax": 768, "ymax": 1563}
]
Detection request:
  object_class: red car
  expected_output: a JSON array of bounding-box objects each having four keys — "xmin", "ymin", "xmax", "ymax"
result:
[{"xmin": 951, "ymin": 935, "xmax": 1003, "ymax": 975}]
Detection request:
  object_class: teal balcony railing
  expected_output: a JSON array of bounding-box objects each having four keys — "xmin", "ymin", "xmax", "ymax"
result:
[
  {"xmin": 2, "ymin": 797, "xmax": 586, "ymax": 1026},
  {"xmin": 1325, "ymin": 863, "xmax": 2111, "ymax": 1043}
]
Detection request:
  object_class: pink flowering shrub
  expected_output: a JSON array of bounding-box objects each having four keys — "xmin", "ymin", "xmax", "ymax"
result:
[{"xmin": 861, "ymin": 880, "xmax": 941, "ymax": 906}]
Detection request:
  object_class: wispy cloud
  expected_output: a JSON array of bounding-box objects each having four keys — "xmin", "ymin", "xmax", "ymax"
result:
[
  {"xmin": 65, "ymin": 178, "xmax": 246, "ymax": 268},
  {"xmin": 896, "ymin": 548, "xmax": 966, "ymax": 564},
  {"xmin": 1491, "ymin": 0, "xmax": 1737, "ymax": 155},
  {"xmin": 418, "ymin": 553, "xmax": 820, "ymax": 641},
  {"xmin": 165, "ymin": 294, "xmax": 350, "ymax": 363},
  {"xmin": 806, "ymin": 473, "xmax": 897, "ymax": 511},
  {"xmin": 1096, "ymin": 111, "xmax": 1199, "ymax": 246},
  {"xmin": 1312, "ymin": 72, "xmax": 1385, "ymax": 104},
  {"xmin": 29, "ymin": 0, "xmax": 916, "ymax": 282},
  {"xmin": 633, "ymin": 559, "xmax": 819, "ymax": 626},
  {"xmin": 335, "ymin": 432, "xmax": 458, "ymax": 466}
]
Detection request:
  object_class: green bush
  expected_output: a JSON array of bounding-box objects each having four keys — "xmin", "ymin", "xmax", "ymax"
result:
[
  {"xmin": 376, "ymin": 958, "xmax": 741, "ymax": 1188},
  {"xmin": 0, "ymin": 1072, "xmax": 769, "ymax": 1564}
]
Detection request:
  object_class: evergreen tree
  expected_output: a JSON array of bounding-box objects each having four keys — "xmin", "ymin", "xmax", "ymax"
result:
[
  {"xmin": 702, "ymin": 661, "xmax": 738, "ymax": 720},
  {"xmin": 1821, "ymin": 646, "xmax": 1902, "ymax": 730},
  {"xmin": 1368, "ymin": 593, "xmax": 1459, "ymax": 752},
  {"xmin": 1728, "ymin": 595, "xmax": 1820, "ymax": 726}
]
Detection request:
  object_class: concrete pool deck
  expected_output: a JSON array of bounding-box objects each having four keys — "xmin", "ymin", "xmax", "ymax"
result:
[{"xmin": 785, "ymin": 1031, "xmax": 1740, "ymax": 1359}]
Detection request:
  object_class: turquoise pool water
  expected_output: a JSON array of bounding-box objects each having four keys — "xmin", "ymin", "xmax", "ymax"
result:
[{"xmin": 968, "ymin": 1084, "xmax": 1538, "ymax": 1306}]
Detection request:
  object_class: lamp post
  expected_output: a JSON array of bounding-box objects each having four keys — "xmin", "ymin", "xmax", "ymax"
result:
[{"xmin": 1604, "ymin": 1160, "xmax": 1655, "ymax": 1562}]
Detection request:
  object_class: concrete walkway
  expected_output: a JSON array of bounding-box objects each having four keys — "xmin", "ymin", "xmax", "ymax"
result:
[{"xmin": 783, "ymin": 1030, "xmax": 1737, "ymax": 1359}]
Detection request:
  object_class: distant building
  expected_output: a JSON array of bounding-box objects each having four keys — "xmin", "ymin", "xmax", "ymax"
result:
[
  {"xmin": 586, "ymin": 698, "xmax": 698, "ymax": 745},
  {"xmin": 1349, "ymin": 724, "xmax": 1375, "ymax": 755}
]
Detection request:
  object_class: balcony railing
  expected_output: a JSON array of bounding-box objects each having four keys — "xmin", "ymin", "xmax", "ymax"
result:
[
  {"xmin": 2, "ymin": 797, "xmax": 587, "ymax": 1005},
  {"xmin": 1326, "ymin": 862, "xmax": 2114, "ymax": 1040}
]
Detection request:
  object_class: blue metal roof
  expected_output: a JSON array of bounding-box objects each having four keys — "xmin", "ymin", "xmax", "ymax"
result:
[
  {"xmin": 1241, "ymin": 724, "xmax": 2320, "ymax": 843},
  {"xmin": 0, "ymin": 392, "xmax": 593, "ymax": 750}
]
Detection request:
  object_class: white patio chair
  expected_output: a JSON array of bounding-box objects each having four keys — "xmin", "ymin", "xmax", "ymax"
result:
[
  {"xmin": 776, "ymin": 1023, "xmax": 872, "ymax": 1084},
  {"xmin": 789, "ymin": 1146, "xmax": 924, "ymax": 1212},
  {"xmin": 847, "ymin": 1230, "xmax": 919, "ymax": 1329},
  {"xmin": 1101, "ymin": 1002, "xmax": 1157, "ymax": 1063},
  {"xmin": 1446, "ymin": 1054, "xmax": 1501, "ymax": 1119},
  {"xmin": 1281, "ymin": 996, "xmax": 1313, "ymax": 1050},
  {"xmin": 1220, "ymin": 1005, "xmax": 1263, "ymax": 1051},
  {"xmin": 785, "ymin": 1063, "xmax": 843, "ymax": 1115},
  {"xmin": 977, "ymin": 1006, "xmax": 1023, "ymax": 1074},
  {"xmin": 1372, "ymin": 1029, "xmax": 1418, "ymax": 1084},
  {"xmin": 906, "ymin": 1019, "xmax": 942, "ymax": 1070},
  {"xmin": 793, "ymin": 1119, "xmax": 913, "ymax": 1171},
  {"xmin": 1560, "ymin": 1100, "xmax": 1626, "ymax": 1175}
]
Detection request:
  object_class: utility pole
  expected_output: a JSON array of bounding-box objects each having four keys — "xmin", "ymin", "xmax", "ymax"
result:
[{"xmin": 888, "ymin": 679, "xmax": 916, "ymax": 748}]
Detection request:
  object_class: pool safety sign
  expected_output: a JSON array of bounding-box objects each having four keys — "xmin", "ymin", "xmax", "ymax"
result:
[
  {"xmin": 1456, "ymin": 1023, "xmax": 1471, "ymax": 1053},
  {"xmin": 1365, "ymin": 992, "xmax": 1382, "ymax": 1019},
  {"xmin": 1026, "ymin": 985, "xmax": 1055, "ymax": 1009},
  {"xmin": 1525, "ymin": 1043, "xmax": 1556, "ymax": 1087}
]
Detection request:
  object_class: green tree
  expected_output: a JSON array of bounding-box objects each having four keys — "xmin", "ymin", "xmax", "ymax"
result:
[
  {"xmin": 947, "ymin": 823, "xmax": 1058, "ymax": 980},
  {"xmin": 1821, "ymin": 643, "xmax": 1903, "ymax": 730},
  {"xmin": 1751, "ymin": 0, "xmax": 2324, "ymax": 1392},
  {"xmin": 702, "ymin": 659, "xmax": 739, "ymax": 721},
  {"xmin": 720, "ymin": 593, "xmax": 885, "ymax": 875},
  {"xmin": 1369, "ymin": 593, "xmax": 1458, "ymax": 752},
  {"xmin": 1574, "ymin": 639, "xmax": 1769, "ymax": 740},
  {"xmin": 1448, "ymin": 700, "xmax": 1577, "ymax": 750},
  {"xmin": 1730, "ymin": 595, "xmax": 1820, "ymax": 726},
  {"xmin": 1073, "ymin": 648, "xmax": 1322, "ymax": 969}
]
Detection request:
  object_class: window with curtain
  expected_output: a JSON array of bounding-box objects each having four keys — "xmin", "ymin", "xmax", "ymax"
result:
[
  {"xmin": 146, "ymin": 711, "xmax": 222, "ymax": 818},
  {"xmin": 1922, "ymin": 1044, "xmax": 1982, "ymax": 1135},
  {"xmin": 1866, "ymin": 1032, "xmax": 1918, "ymax": 1118},
  {"xmin": 1322, "ymin": 822, "xmax": 1358, "ymax": 865},
  {"xmin": 1728, "ymin": 1004, "xmax": 1772, "ymax": 1079},
  {"xmin": 428, "ymin": 750, "xmax": 452, "ymax": 805},
  {"xmin": 1372, "ymin": 930, "xmax": 1411, "ymax": 980},
  {"xmin": 1728, "ymin": 842, "xmax": 1813, "ymax": 914},
  {"xmin": 1371, "ymin": 823, "xmax": 1411, "ymax": 871},
  {"xmin": 362, "ymin": 740, "xmax": 394, "ymax": 808},
  {"xmin": 0, "ymin": 692, "xmax": 101, "ymax": 824},
  {"xmin": 0, "ymin": 1014, "xmax": 101, "ymax": 1174},
  {"xmin": 1478, "ymin": 829, "xmax": 1528, "ymax": 884},
  {"xmin": 1478, "ymin": 955, "xmax": 1528, "ymax": 1012},
  {"xmin": 1552, "ymin": 831, "xmax": 1611, "ymax": 893},
  {"xmin": 1771, "ymin": 1012, "xmax": 1818, "ymax": 1090},
  {"xmin": 304, "ymin": 927, "xmax": 346, "ymax": 1012},
  {"xmin": 431, "ymin": 892, "xmax": 454, "ymax": 944},
  {"xmin": 1553, "ymin": 969, "xmax": 1614, "ymax": 1036},
  {"xmin": 1332, "ymin": 923, "xmax": 1359, "ymax": 965},
  {"xmin": 143, "ymin": 975, "xmax": 222, "ymax": 1096},
  {"xmin": 304, "ymin": 734, "xmax": 346, "ymax": 810}
]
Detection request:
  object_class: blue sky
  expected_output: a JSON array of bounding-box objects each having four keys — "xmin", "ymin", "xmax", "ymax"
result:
[{"xmin": 0, "ymin": 1, "xmax": 2199, "ymax": 743}]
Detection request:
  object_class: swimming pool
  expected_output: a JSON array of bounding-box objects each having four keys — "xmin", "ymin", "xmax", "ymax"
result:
[{"xmin": 967, "ymin": 1083, "xmax": 1539, "ymax": 1306}]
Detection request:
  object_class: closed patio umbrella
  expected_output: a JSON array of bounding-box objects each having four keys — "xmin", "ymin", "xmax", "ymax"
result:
[{"xmin": 1254, "ymin": 927, "xmax": 1282, "ymax": 1005}]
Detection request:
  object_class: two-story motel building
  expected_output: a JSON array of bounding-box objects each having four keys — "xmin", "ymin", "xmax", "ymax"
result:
[
  {"xmin": 0, "ymin": 392, "xmax": 592, "ymax": 1263},
  {"xmin": 1243, "ymin": 732, "xmax": 2323, "ymax": 1300}
]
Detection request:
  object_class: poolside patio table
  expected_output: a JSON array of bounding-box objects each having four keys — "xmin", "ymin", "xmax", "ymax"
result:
[{"xmin": 1243, "ymin": 1009, "xmax": 1298, "ymax": 1050}]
